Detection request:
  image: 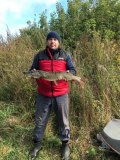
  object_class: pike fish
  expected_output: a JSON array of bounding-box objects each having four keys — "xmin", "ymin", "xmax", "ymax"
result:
[{"xmin": 23, "ymin": 70, "xmax": 81, "ymax": 83}]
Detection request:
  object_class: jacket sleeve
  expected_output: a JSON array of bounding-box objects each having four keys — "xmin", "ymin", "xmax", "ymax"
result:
[
  {"xmin": 66, "ymin": 54, "xmax": 76, "ymax": 75},
  {"xmin": 29, "ymin": 53, "xmax": 39, "ymax": 70}
]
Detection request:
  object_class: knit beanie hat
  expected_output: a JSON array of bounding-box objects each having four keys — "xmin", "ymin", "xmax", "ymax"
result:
[{"xmin": 46, "ymin": 31, "xmax": 61, "ymax": 42}]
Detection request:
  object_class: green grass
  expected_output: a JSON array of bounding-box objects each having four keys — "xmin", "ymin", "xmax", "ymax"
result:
[{"xmin": 0, "ymin": 101, "xmax": 120, "ymax": 160}]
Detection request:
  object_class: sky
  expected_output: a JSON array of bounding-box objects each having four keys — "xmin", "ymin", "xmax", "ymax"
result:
[{"xmin": 0, "ymin": 0, "xmax": 67, "ymax": 39}]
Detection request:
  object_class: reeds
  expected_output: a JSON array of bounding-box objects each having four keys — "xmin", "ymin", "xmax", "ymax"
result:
[{"xmin": 70, "ymin": 32, "xmax": 120, "ymax": 128}]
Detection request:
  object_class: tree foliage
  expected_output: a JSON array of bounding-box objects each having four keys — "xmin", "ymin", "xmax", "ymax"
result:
[{"xmin": 19, "ymin": 0, "xmax": 120, "ymax": 49}]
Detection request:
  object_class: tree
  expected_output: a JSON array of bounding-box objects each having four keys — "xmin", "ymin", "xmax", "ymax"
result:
[{"xmin": 38, "ymin": 10, "xmax": 49, "ymax": 35}]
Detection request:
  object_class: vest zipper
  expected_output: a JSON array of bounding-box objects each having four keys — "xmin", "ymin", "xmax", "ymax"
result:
[
  {"xmin": 47, "ymin": 48, "xmax": 54, "ymax": 97},
  {"xmin": 51, "ymin": 58, "xmax": 54, "ymax": 97}
]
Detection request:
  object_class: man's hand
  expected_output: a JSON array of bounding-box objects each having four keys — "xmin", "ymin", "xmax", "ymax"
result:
[{"xmin": 66, "ymin": 70, "xmax": 69, "ymax": 73}]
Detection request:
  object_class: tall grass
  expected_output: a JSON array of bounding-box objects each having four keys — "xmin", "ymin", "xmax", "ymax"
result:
[
  {"xmin": 0, "ymin": 35, "xmax": 38, "ymax": 105},
  {"xmin": 0, "ymin": 32, "xmax": 120, "ymax": 159},
  {"xmin": 70, "ymin": 32, "xmax": 120, "ymax": 127}
]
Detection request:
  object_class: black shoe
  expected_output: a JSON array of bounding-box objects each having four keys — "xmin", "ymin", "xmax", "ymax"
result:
[
  {"xmin": 61, "ymin": 142, "xmax": 70, "ymax": 160},
  {"xmin": 29, "ymin": 142, "xmax": 41, "ymax": 159}
]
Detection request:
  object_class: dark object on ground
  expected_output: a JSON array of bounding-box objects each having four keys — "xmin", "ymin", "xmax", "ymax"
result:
[
  {"xmin": 29, "ymin": 142, "xmax": 41, "ymax": 160},
  {"xmin": 61, "ymin": 142, "xmax": 70, "ymax": 160}
]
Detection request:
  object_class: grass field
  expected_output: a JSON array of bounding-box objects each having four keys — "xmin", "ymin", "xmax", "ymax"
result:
[{"xmin": 0, "ymin": 101, "xmax": 120, "ymax": 160}]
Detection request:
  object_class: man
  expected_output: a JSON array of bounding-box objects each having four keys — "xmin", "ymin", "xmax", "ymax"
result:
[{"xmin": 29, "ymin": 31, "xmax": 77, "ymax": 160}]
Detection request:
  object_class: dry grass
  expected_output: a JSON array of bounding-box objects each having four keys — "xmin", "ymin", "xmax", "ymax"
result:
[{"xmin": 0, "ymin": 32, "xmax": 120, "ymax": 159}]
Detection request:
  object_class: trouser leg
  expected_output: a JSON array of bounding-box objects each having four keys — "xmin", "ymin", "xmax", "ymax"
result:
[
  {"xmin": 33, "ymin": 94, "xmax": 52, "ymax": 143},
  {"xmin": 55, "ymin": 94, "xmax": 70, "ymax": 142}
]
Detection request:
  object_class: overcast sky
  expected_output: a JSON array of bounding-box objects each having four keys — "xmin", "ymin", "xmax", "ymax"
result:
[{"xmin": 0, "ymin": 0, "xmax": 67, "ymax": 38}]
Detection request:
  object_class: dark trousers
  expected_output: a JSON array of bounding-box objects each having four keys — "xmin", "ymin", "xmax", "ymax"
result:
[{"xmin": 33, "ymin": 93, "xmax": 70, "ymax": 143}]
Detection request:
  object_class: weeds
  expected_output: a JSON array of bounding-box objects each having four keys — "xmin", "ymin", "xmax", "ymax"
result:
[{"xmin": 0, "ymin": 32, "xmax": 120, "ymax": 159}]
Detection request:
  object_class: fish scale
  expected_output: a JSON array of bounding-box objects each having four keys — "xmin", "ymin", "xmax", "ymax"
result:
[{"xmin": 23, "ymin": 70, "xmax": 81, "ymax": 82}]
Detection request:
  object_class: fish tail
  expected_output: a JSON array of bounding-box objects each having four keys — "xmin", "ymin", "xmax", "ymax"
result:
[{"xmin": 74, "ymin": 76, "xmax": 81, "ymax": 82}]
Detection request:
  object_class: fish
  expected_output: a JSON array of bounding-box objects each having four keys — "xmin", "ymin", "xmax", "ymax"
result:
[{"xmin": 23, "ymin": 70, "xmax": 81, "ymax": 83}]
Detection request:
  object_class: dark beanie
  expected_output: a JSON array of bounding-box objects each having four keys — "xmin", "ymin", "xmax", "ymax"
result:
[{"xmin": 46, "ymin": 31, "xmax": 61, "ymax": 42}]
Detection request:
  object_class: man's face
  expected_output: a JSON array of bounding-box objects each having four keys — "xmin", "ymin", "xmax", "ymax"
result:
[{"xmin": 47, "ymin": 38, "xmax": 60, "ymax": 49}]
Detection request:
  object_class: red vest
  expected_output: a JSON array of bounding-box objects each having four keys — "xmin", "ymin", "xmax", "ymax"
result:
[{"xmin": 36, "ymin": 48, "xmax": 69, "ymax": 97}]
